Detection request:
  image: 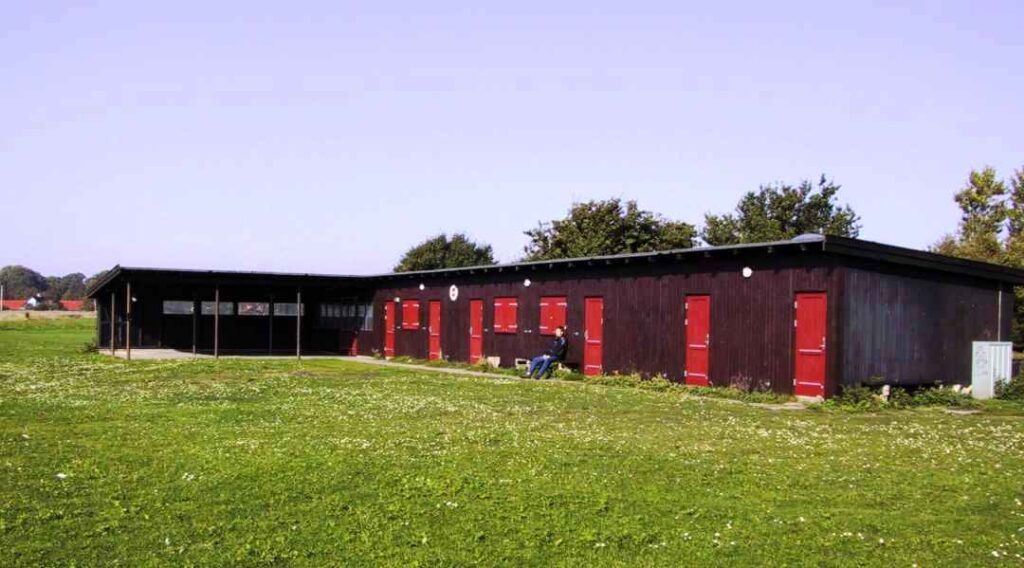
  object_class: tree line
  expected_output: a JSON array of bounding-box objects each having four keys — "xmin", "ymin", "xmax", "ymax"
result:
[
  {"xmin": 0, "ymin": 266, "xmax": 108, "ymax": 309},
  {"xmin": 394, "ymin": 175, "xmax": 862, "ymax": 271}
]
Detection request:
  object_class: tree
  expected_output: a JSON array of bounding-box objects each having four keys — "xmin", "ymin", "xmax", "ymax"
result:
[
  {"xmin": 523, "ymin": 198, "xmax": 697, "ymax": 261},
  {"xmin": 933, "ymin": 166, "xmax": 1024, "ymax": 344},
  {"xmin": 701, "ymin": 175, "xmax": 860, "ymax": 246},
  {"xmin": 0, "ymin": 265, "xmax": 48, "ymax": 299},
  {"xmin": 45, "ymin": 273, "xmax": 87, "ymax": 301},
  {"xmin": 394, "ymin": 233, "xmax": 496, "ymax": 272}
]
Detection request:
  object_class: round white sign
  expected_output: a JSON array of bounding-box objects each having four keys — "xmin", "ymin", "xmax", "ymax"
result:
[{"xmin": 449, "ymin": 285, "xmax": 459, "ymax": 301}]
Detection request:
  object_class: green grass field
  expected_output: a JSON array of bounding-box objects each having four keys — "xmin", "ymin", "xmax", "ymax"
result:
[{"xmin": 2, "ymin": 319, "xmax": 1024, "ymax": 566}]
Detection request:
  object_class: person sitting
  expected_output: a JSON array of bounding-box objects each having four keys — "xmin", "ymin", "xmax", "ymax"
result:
[{"xmin": 523, "ymin": 326, "xmax": 569, "ymax": 379}]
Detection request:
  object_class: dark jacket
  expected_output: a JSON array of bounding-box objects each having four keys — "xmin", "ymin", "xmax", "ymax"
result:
[{"xmin": 545, "ymin": 336, "xmax": 568, "ymax": 360}]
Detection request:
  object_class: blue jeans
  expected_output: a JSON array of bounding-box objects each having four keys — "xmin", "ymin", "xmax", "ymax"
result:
[{"xmin": 527, "ymin": 355, "xmax": 556, "ymax": 378}]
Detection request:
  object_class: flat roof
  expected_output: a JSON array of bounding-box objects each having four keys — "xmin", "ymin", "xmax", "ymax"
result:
[{"xmin": 86, "ymin": 234, "xmax": 1024, "ymax": 297}]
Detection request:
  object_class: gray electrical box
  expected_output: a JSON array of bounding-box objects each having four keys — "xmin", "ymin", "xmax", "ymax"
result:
[{"xmin": 972, "ymin": 341, "xmax": 1013, "ymax": 399}]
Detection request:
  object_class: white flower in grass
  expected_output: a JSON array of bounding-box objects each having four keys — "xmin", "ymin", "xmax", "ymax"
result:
[
  {"xmin": 55, "ymin": 473, "xmax": 66, "ymax": 480},
  {"xmin": 182, "ymin": 473, "xmax": 195, "ymax": 481}
]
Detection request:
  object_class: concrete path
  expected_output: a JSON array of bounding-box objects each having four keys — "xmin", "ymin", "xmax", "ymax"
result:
[
  {"xmin": 107, "ymin": 350, "xmax": 524, "ymax": 380},
  {"xmin": 107, "ymin": 349, "xmax": 357, "ymax": 361},
  {"xmin": 349, "ymin": 356, "xmax": 523, "ymax": 381}
]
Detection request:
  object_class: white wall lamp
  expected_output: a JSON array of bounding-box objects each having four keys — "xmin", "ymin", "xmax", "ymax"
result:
[{"xmin": 741, "ymin": 267, "xmax": 754, "ymax": 279}]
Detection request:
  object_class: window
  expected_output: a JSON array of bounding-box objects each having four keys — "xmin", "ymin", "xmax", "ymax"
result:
[
  {"xmin": 201, "ymin": 301, "xmax": 234, "ymax": 316},
  {"xmin": 319, "ymin": 302, "xmax": 373, "ymax": 331},
  {"xmin": 359, "ymin": 303, "xmax": 373, "ymax": 331},
  {"xmin": 493, "ymin": 297, "xmax": 519, "ymax": 334},
  {"xmin": 539, "ymin": 296, "xmax": 567, "ymax": 335},
  {"xmin": 273, "ymin": 303, "xmax": 305, "ymax": 317},
  {"xmin": 238, "ymin": 302, "xmax": 270, "ymax": 316},
  {"xmin": 162, "ymin": 301, "xmax": 193, "ymax": 315},
  {"xmin": 402, "ymin": 300, "xmax": 421, "ymax": 330}
]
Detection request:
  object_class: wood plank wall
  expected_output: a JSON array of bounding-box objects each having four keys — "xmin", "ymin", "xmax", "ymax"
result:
[
  {"xmin": 366, "ymin": 253, "xmax": 841, "ymax": 394},
  {"xmin": 839, "ymin": 260, "xmax": 1011, "ymax": 387}
]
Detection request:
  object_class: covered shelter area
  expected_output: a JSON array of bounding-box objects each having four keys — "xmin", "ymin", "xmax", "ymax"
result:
[{"xmin": 87, "ymin": 267, "xmax": 374, "ymax": 359}]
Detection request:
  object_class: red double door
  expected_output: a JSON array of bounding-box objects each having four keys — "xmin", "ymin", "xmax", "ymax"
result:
[
  {"xmin": 794, "ymin": 292, "xmax": 827, "ymax": 397},
  {"xmin": 685, "ymin": 295, "xmax": 711, "ymax": 386},
  {"xmin": 428, "ymin": 301, "xmax": 442, "ymax": 361}
]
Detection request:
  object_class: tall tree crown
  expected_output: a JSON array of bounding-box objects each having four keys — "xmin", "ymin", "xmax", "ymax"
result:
[
  {"xmin": 394, "ymin": 233, "xmax": 496, "ymax": 273},
  {"xmin": 523, "ymin": 198, "xmax": 696, "ymax": 261},
  {"xmin": 701, "ymin": 176, "xmax": 860, "ymax": 246}
]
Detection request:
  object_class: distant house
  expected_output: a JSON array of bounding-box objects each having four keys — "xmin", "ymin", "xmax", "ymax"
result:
[
  {"xmin": 24, "ymin": 296, "xmax": 43, "ymax": 309},
  {"xmin": 0, "ymin": 299, "xmax": 27, "ymax": 310},
  {"xmin": 60, "ymin": 300, "xmax": 85, "ymax": 311}
]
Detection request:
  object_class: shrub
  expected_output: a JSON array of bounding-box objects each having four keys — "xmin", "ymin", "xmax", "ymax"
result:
[
  {"xmin": 823, "ymin": 384, "xmax": 977, "ymax": 411},
  {"xmin": 995, "ymin": 373, "xmax": 1024, "ymax": 401},
  {"xmin": 910, "ymin": 387, "xmax": 977, "ymax": 408},
  {"xmin": 830, "ymin": 386, "xmax": 880, "ymax": 408}
]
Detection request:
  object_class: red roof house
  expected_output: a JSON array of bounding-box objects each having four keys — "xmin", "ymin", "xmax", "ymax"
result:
[{"xmin": 0, "ymin": 299, "xmax": 27, "ymax": 310}]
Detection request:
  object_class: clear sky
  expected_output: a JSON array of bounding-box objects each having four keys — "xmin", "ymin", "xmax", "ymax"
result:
[{"xmin": 2, "ymin": 1, "xmax": 1022, "ymax": 277}]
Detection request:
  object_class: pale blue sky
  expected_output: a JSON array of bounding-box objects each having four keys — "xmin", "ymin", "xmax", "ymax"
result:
[{"xmin": 2, "ymin": 1, "xmax": 1022, "ymax": 276}]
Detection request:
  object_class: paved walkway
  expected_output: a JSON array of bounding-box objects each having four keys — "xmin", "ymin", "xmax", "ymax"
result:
[
  {"xmin": 104, "ymin": 349, "xmax": 517, "ymax": 381},
  {"xmin": 107, "ymin": 349, "xmax": 367, "ymax": 362},
  {"xmin": 349, "ymin": 356, "xmax": 525, "ymax": 380}
]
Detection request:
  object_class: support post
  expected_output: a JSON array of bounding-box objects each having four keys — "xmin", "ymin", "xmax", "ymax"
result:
[
  {"xmin": 125, "ymin": 282, "xmax": 132, "ymax": 361},
  {"xmin": 296, "ymin": 288, "xmax": 302, "ymax": 360},
  {"xmin": 110, "ymin": 292, "xmax": 117, "ymax": 355},
  {"xmin": 269, "ymin": 294, "xmax": 274, "ymax": 355},
  {"xmin": 191, "ymin": 295, "xmax": 197, "ymax": 358},
  {"xmin": 214, "ymin": 286, "xmax": 220, "ymax": 359},
  {"xmin": 1, "ymin": 283, "xmax": 4, "ymax": 312}
]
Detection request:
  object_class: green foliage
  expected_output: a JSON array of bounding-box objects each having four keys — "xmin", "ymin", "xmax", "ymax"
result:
[
  {"xmin": 0, "ymin": 265, "xmax": 48, "ymax": 299},
  {"xmin": 821, "ymin": 385, "xmax": 978, "ymax": 412},
  {"xmin": 45, "ymin": 273, "xmax": 87, "ymax": 301},
  {"xmin": 931, "ymin": 165, "xmax": 1024, "ymax": 344},
  {"xmin": 701, "ymin": 175, "xmax": 860, "ymax": 245},
  {"xmin": 523, "ymin": 198, "xmax": 697, "ymax": 261},
  {"xmin": 6, "ymin": 320, "xmax": 1024, "ymax": 565},
  {"xmin": 995, "ymin": 372, "xmax": 1024, "ymax": 401},
  {"xmin": 394, "ymin": 233, "xmax": 496, "ymax": 272}
]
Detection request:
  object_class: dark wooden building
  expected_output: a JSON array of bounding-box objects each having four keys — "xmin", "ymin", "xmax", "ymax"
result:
[{"xmin": 87, "ymin": 235, "xmax": 1024, "ymax": 398}]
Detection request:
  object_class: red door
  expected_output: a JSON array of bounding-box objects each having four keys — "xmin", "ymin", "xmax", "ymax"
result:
[
  {"xmin": 794, "ymin": 292, "xmax": 827, "ymax": 397},
  {"xmin": 469, "ymin": 299, "xmax": 483, "ymax": 364},
  {"xmin": 384, "ymin": 301, "xmax": 395, "ymax": 357},
  {"xmin": 685, "ymin": 295, "xmax": 711, "ymax": 386},
  {"xmin": 583, "ymin": 297, "xmax": 604, "ymax": 376},
  {"xmin": 428, "ymin": 301, "xmax": 442, "ymax": 361}
]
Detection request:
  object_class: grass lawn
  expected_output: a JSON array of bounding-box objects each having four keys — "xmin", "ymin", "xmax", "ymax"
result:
[{"xmin": 2, "ymin": 319, "xmax": 1024, "ymax": 566}]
